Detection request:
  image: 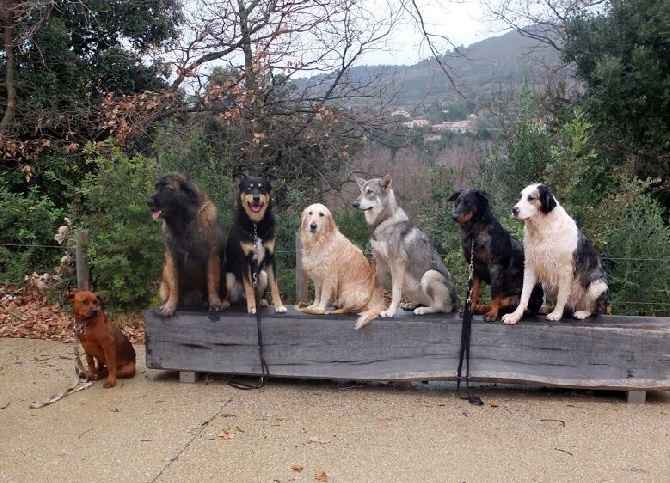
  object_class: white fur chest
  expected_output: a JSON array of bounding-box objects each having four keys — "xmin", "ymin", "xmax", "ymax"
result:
[{"xmin": 524, "ymin": 210, "xmax": 578, "ymax": 287}]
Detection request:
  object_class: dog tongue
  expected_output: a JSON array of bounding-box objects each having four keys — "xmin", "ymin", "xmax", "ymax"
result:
[
  {"xmin": 151, "ymin": 210, "xmax": 162, "ymax": 220},
  {"xmin": 251, "ymin": 205, "xmax": 261, "ymax": 213}
]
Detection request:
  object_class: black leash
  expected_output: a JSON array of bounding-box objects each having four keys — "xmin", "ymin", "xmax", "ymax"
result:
[
  {"xmin": 456, "ymin": 239, "xmax": 484, "ymax": 406},
  {"xmin": 228, "ymin": 225, "xmax": 270, "ymax": 390}
]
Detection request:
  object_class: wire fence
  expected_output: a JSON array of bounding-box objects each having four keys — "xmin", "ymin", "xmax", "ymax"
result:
[{"xmin": 2, "ymin": 243, "xmax": 669, "ymax": 317}]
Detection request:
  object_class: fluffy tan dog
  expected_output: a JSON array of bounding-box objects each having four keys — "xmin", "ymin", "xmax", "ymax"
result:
[{"xmin": 297, "ymin": 203, "xmax": 384, "ymax": 329}]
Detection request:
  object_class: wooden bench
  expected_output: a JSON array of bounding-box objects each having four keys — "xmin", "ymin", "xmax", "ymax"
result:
[{"xmin": 144, "ymin": 307, "xmax": 670, "ymax": 403}]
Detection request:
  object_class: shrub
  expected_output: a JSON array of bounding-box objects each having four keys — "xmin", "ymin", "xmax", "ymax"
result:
[
  {"xmin": 0, "ymin": 183, "xmax": 64, "ymax": 283},
  {"xmin": 586, "ymin": 176, "xmax": 670, "ymax": 316},
  {"xmin": 75, "ymin": 142, "xmax": 163, "ymax": 312}
]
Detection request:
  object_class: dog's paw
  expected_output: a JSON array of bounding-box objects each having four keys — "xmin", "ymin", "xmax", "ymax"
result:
[
  {"xmin": 260, "ymin": 298, "xmax": 269, "ymax": 307},
  {"xmin": 381, "ymin": 308, "xmax": 396, "ymax": 318},
  {"xmin": 221, "ymin": 299, "xmax": 231, "ymax": 310},
  {"xmin": 275, "ymin": 305, "xmax": 287, "ymax": 313},
  {"xmin": 248, "ymin": 307, "xmax": 257, "ymax": 315},
  {"xmin": 539, "ymin": 304, "xmax": 553, "ymax": 315},
  {"xmin": 546, "ymin": 310, "xmax": 563, "ymax": 321},
  {"xmin": 413, "ymin": 306, "xmax": 431, "ymax": 315},
  {"xmin": 501, "ymin": 311, "xmax": 521, "ymax": 325},
  {"xmin": 400, "ymin": 302, "xmax": 418, "ymax": 311},
  {"xmin": 103, "ymin": 379, "xmax": 116, "ymax": 389},
  {"xmin": 158, "ymin": 303, "xmax": 176, "ymax": 317},
  {"xmin": 483, "ymin": 311, "xmax": 499, "ymax": 322},
  {"xmin": 573, "ymin": 310, "xmax": 591, "ymax": 320},
  {"xmin": 208, "ymin": 303, "xmax": 222, "ymax": 312}
]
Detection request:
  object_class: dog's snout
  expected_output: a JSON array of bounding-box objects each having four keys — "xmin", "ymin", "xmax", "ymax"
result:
[
  {"xmin": 352, "ymin": 200, "xmax": 359, "ymax": 209},
  {"xmin": 511, "ymin": 206, "xmax": 520, "ymax": 216},
  {"xmin": 309, "ymin": 222, "xmax": 318, "ymax": 231},
  {"xmin": 451, "ymin": 213, "xmax": 459, "ymax": 221}
]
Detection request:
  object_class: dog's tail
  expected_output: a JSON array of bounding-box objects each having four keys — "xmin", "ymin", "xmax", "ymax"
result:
[{"xmin": 354, "ymin": 283, "xmax": 385, "ymax": 330}]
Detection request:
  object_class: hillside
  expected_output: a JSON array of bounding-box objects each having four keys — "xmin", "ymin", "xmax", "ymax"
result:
[{"xmin": 295, "ymin": 29, "xmax": 564, "ymax": 110}]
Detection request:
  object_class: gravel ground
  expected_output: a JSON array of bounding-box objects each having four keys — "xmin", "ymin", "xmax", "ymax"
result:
[{"xmin": 1, "ymin": 337, "xmax": 668, "ymax": 483}]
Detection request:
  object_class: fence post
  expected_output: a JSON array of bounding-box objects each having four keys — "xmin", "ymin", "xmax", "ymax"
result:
[
  {"xmin": 76, "ymin": 229, "xmax": 90, "ymax": 291},
  {"xmin": 294, "ymin": 233, "xmax": 308, "ymax": 304}
]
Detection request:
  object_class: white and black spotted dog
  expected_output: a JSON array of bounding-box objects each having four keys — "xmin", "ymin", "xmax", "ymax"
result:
[{"xmin": 501, "ymin": 183, "xmax": 608, "ymax": 324}]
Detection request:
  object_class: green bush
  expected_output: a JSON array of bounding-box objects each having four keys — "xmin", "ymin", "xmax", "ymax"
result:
[
  {"xmin": 0, "ymin": 183, "xmax": 64, "ymax": 283},
  {"xmin": 75, "ymin": 142, "xmax": 163, "ymax": 312},
  {"xmin": 586, "ymin": 177, "xmax": 670, "ymax": 316}
]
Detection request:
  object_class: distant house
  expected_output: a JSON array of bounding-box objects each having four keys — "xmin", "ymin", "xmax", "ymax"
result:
[
  {"xmin": 433, "ymin": 115, "xmax": 477, "ymax": 134},
  {"xmin": 391, "ymin": 110, "xmax": 411, "ymax": 118},
  {"xmin": 402, "ymin": 119, "xmax": 431, "ymax": 129}
]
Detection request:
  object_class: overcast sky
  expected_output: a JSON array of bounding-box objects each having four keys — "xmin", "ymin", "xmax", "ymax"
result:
[{"xmin": 359, "ymin": 0, "xmax": 504, "ymax": 66}]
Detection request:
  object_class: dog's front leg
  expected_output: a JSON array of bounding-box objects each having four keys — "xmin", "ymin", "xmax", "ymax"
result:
[
  {"xmin": 159, "ymin": 249, "xmax": 178, "ymax": 316},
  {"xmin": 266, "ymin": 263, "xmax": 287, "ymax": 313},
  {"xmin": 502, "ymin": 268, "xmax": 537, "ymax": 325},
  {"xmin": 101, "ymin": 341, "xmax": 118, "ymax": 388},
  {"xmin": 546, "ymin": 270, "xmax": 571, "ymax": 321},
  {"xmin": 314, "ymin": 278, "xmax": 334, "ymax": 311},
  {"xmin": 310, "ymin": 278, "xmax": 323, "ymax": 309},
  {"xmin": 382, "ymin": 263, "xmax": 404, "ymax": 318},
  {"xmin": 206, "ymin": 248, "xmax": 222, "ymax": 311},
  {"xmin": 85, "ymin": 353, "xmax": 96, "ymax": 381},
  {"xmin": 243, "ymin": 269, "xmax": 258, "ymax": 314}
]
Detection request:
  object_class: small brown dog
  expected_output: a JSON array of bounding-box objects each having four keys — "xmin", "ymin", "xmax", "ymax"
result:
[{"xmin": 67, "ymin": 291, "xmax": 136, "ymax": 388}]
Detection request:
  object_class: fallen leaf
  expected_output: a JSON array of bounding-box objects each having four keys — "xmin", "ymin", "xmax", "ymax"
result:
[
  {"xmin": 314, "ymin": 470, "xmax": 328, "ymax": 481},
  {"xmin": 308, "ymin": 437, "xmax": 331, "ymax": 444},
  {"xmin": 219, "ymin": 429, "xmax": 234, "ymax": 440},
  {"xmin": 489, "ymin": 402, "xmax": 499, "ymax": 408},
  {"xmin": 291, "ymin": 464, "xmax": 304, "ymax": 472}
]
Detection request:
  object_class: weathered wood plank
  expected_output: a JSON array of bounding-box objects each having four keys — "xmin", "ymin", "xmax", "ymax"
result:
[{"xmin": 145, "ymin": 307, "xmax": 670, "ymax": 392}]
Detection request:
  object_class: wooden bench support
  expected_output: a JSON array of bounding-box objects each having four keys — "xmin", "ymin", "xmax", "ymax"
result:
[{"xmin": 145, "ymin": 307, "xmax": 670, "ymax": 403}]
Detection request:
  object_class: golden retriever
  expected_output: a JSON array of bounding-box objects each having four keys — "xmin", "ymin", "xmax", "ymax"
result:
[{"xmin": 297, "ymin": 203, "xmax": 384, "ymax": 329}]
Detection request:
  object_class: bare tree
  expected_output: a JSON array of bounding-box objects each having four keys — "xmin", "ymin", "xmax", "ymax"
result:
[
  {"xmin": 481, "ymin": 0, "xmax": 607, "ymax": 51},
  {"xmin": 103, "ymin": 0, "xmax": 438, "ymax": 195}
]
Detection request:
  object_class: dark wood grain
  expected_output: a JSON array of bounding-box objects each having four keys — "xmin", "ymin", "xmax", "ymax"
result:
[{"xmin": 145, "ymin": 307, "xmax": 670, "ymax": 391}]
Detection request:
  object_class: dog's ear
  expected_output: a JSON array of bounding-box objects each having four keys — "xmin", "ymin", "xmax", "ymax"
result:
[
  {"xmin": 65, "ymin": 292, "xmax": 76, "ymax": 305},
  {"xmin": 476, "ymin": 190, "xmax": 492, "ymax": 205},
  {"xmin": 324, "ymin": 207, "xmax": 336, "ymax": 233},
  {"xmin": 380, "ymin": 174, "xmax": 393, "ymax": 190},
  {"xmin": 354, "ymin": 176, "xmax": 366, "ymax": 189},
  {"xmin": 233, "ymin": 172, "xmax": 246, "ymax": 186},
  {"xmin": 180, "ymin": 180, "xmax": 200, "ymax": 204},
  {"xmin": 448, "ymin": 191, "xmax": 461, "ymax": 202},
  {"xmin": 265, "ymin": 174, "xmax": 277, "ymax": 186},
  {"xmin": 538, "ymin": 184, "xmax": 557, "ymax": 213},
  {"xmin": 300, "ymin": 207, "xmax": 309, "ymax": 232}
]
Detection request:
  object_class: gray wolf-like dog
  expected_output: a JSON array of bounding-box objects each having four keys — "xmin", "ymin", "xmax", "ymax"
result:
[{"xmin": 353, "ymin": 174, "xmax": 458, "ymax": 317}]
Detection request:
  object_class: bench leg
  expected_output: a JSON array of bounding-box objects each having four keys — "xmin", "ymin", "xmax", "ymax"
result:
[
  {"xmin": 626, "ymin": 390, "xmax": 646, "ymax": 404},
  {"xmin": 179, "ymin": 371, "xmax": 199, "ymax": 384}
]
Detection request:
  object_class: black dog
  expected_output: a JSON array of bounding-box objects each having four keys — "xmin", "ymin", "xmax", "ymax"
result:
[
  {"xmin": 449, "ymin": 189, "xmax": 542, "ymax": 321},
  {"xmin": 147, "ymin": 172, "xmax": 224, "ymax": 316},
  {"xmin": 223, "ymin": 174, "xmax": 287, "ymax": 314}
]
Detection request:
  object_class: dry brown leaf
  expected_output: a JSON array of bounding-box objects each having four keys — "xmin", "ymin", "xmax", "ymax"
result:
[
  {"xmin": 219, "ymin": 429, "xmax": 234, "ymax": 440},
  {"xmin": 314, "ymin": 470, "xmax": 328, "ymax": 481},
  {"xmin": 291, "ymin": 464, "xmax": 304, "ymax": 472},
  {"xmin": 308, "ymin": 437, "xmax": 331, "ymax": 444}
]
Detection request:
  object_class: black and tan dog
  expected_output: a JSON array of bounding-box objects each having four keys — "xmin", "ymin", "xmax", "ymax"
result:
[
  {"xmin": 449, "ymin": 188, "xmax": 542, "ymax": 321},
  {"xmin": 147, "ymin": 172, "xmax": 224, "ymax": 316},
  {"xmin": 67, "ymin": 291, "xmax": 136, "ymax": 388},
  {"xmin": 223, "ymin": 174, "xmax": 286, "ymax": 314}
]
